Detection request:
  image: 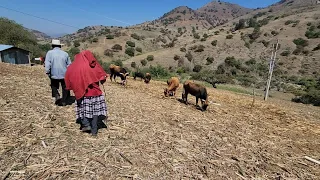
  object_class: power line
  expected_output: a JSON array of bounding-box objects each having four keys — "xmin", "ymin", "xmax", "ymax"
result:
[{"xmin": 0, "ymin": 5, "xmax": 81, "ymax": 29}]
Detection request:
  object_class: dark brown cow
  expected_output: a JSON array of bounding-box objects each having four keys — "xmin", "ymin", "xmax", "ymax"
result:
[
  {"xmin": 133, "ymin": 72, "xmax": 152, "ymax": 84},
  {"xmin": 109, "ymin": 64, "xmax": 129, "ymax": 85},
  {"xmin": 144, "ymin": 73, "xmax": 151, "ymax": 84},
  {"xmin": 182, "ymin": 80, "xmax": 209, "ymax": 111}
]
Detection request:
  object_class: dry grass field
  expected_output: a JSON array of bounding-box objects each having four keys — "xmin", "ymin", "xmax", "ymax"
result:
[{"xmin": 0, "ymin": 63, "xmax": 319, "ymax": 179}]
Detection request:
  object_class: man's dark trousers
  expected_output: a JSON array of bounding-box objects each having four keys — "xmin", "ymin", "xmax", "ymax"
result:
[{"xmin": 50, "ymin": 78, "xmax": 70, "ymax": 104}]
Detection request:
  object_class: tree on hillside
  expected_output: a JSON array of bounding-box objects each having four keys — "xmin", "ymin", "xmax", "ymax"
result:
[
  {"xmin": 235, "ymin": 19, "xmax": 246, "ymax": 30},
  {"xmin": 74, "ymin": 40, "xmax": 80, "ymax": 47},
  {"xmin": 112, "ymin": 44, "xmax": 122, "ymax": 51},
  {"xmin": 0, "ymin": 17, "xmax": 43, "ymax": 58},
  {"xmin": 68, "ymin": 47, "xmax": 80, "ymax": 61}
]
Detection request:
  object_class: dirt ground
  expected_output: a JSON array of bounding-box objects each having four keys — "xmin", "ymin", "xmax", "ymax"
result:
[{"xmin": 0, "ymin": 63, "xmax": 319, "ymax": 180}]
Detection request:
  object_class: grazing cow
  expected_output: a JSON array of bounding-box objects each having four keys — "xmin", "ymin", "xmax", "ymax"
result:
[
  {"xmin": 109, "ymin": 64, "xmax": 129, "ymax": 85},
  {"xmin": 144, "ymin": 73, "xmax": 151, "ymax": 84},
  {"xmin": 182, "ymin": 80, "xmax": 209, "ymax": 111},
  {"xmin": 133, "ymin": 72, "xmax": 145, "ymax": 81},
  {"xmin": 164, "ymin": 77, "xmax": 179, "ymax": 97},
  {"xmin": 133, "ymin": 72, "xmax": 152, "ymax": 84}
]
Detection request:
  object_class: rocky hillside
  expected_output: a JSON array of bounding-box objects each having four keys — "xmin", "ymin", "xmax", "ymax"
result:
[
  {"xmin": 197, "ymin": 1, "xmax": 253, "ymax": 27},
  {"xmin": 148, "ymin": 1, "xmax": 253, "ymax": 29},
  {"xmin": 55, "ymin": 0, "xmax": 320, "ymax": 105},
  {"xmin": 26, "ymin": 28, "xmax": 51, "ymax": 41}
]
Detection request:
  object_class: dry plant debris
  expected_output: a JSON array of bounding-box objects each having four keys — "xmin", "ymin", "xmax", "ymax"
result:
[{"xmin": 0, "ymin": 63, "xmax": 319, "ymax": 179}]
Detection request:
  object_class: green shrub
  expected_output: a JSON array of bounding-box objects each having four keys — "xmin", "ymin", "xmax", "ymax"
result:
[
  {"xmin": 92, "ymin": 38, "xmax": 98, "ymax": 42},
  {"xmin": 280, "ymin": 50, "xmax": 290, "ymax": 56},
  {"xmin": 211, "ymin": 40, "xmax": 217, "ymax": 46},
  {"xmin": 216, "ymin": 64, "xmax": 226, "ymax": 74},
  {"xmin": 180, "ymin": 47, "xmax": 186, "ymax": 52},
  {"xmin": 258, "ymin": 18, "xmax": 269, "ymax": 26},
  {"xmin": 112, "ymin": 44, "xmax": 122, "ymax": 51},
  {"xmin": 206, "ymin": 57, "xmax": 214, "ymax": 65},
  {"xmin": 203, "ymin": 33, "xmax": 209, "ymax": 38},
  {"xmin": 285, "ymin": 20, "xmax": 293, "ymax": 25},
  {"xmin": 193, "ymin": 33, "xmax": 200, "ymax": 39},
  {"xmin": 147, "ymin": 55, "xmax": 154, "ymax": 61},
  {"xmin": 292, "ymin": 88, "xmax": 320, "ymax": 106},
  {"xmin": 147, "ymin": 65, "xmax": 170, "ymax": 78},
  {"xmin": 104, "ymin": 49, "xmax": 113, "ymax": 57},
  {"xmin": 260, "ymin": 40, "xmax": 269, "ymax": 47},
  {"xmin": 235, "ymin": 19, "xmax": 246, "ymax": 30},
  {"xmin": 248, "ymin": 18, "xmax": 258, "ymax": 28},
  {"xmin": 200, "ymin": 38, "xmax": 207, "ymax": 41},
  {"xmin": 125, "ymin": 47, "xmax": 135, "ymax": 57},
  {"xmin": 174, "ymin": 55, "xmax": 180, "ymax": 61},
  {"xmin": 140, "ymin": 59, "xmax": 147, "ymax": 66},
  {"xmin": 226, "ymin": 35, "xmax": 233, "ymax": 39},
  {"xmin": 126, "ymin": 41, "xmax": 135, "ymax": 47},
  {"xmin": 293, "ymin": 38, "xmax": 309, "ymax": 47},
  {"xmin": 245, "ymin": 59, "xmax": 256, "ymax": 66},
  {"xmin": 112, "ymin": 59, "xmax": 123, "ymax": 67},
  {"xmin": 305, "ymin": 30, "xmax": 320, "ymax": 39},
  {"xmin": 249, "ymin": 27, "xmax": 261, "ymax": 40},
  {"xmin": 68, "ymin": 47, "xmax": 80, "ymax": 61},
  {"xmin": 185, "ymin": 51, "xmax": 193, "ymax": 62},
  {"xmin": 131, "ymin": 33, "xmax": 141, "ymax": 40},
  {"xmin": 131, "ymin": 62, "xmax": 136, "ymax": 68},
  {"xmin": 237, "ymin": 75, "xmax": 257, "ymax": 87},
  {"xmin": 176, "ymin": 67, "xmax": 186, "ymax": 74},
  {"xmin": 307, "ymin": 22, "xmax": 312, "ymax": 26},
  {"xmin": 225, "ymin": 56, "xmax": 241, "ymax": 69},
  {"xmin": 214, "ymin": 31, "xmax": 219, "ymax": 35},
  {"xmin": 194, "ymin": 45, "xmax": 205, "ymax": 52},
  {"xmin": 106, "ymin": 35, "xmax": 114, "ymax": 39},
  {"xmin": 193, "ymin": 65, "xmax": 203, "ymax": 72},
  {"xmin": 136, "ymin": 47, "xmax": 142, "ymax": 53},
  {"xmin": 73, "ymin": 40, "xmax": 80, "ymax": 47}
]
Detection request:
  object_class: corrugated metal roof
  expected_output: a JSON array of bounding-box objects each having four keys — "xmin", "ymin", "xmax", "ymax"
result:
[{"xmin": 0, "ymin": 44, "xmax": 14, "ymax": 52}]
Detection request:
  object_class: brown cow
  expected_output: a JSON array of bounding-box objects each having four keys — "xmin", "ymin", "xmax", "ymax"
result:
[
  {"xmin": 109, "ymin": 64, "xmax": 129, "ymax": 85},
  {"xmin": 164, "ymin": 77, "xmax": 179, "ymax": 97},
  {"xmin": 182, "ymin": 80, "xmax": 209, "ymax": 111},
  {"xmin": 144, "ymin": 73, "xmax": 151, "ymax": 84}
]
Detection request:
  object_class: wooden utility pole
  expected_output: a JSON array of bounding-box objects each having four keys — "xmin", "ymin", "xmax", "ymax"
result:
[{"xmin": 264, "ymin": 39, "xmax": 279, "ymax": 101}]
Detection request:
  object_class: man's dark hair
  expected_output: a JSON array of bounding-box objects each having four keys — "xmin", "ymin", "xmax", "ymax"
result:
[{"xmin": 52, "ymin": 45, "xmax": 62, "ymax": 49}]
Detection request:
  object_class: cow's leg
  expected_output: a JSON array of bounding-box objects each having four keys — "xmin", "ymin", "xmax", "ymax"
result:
[
  {"xmin": 196, "ymin": 97, "xmax": 199, "ymax": 107},
  {"xmin": 184, "ymin": 93, "xmax": 188, "ymax": 104}
]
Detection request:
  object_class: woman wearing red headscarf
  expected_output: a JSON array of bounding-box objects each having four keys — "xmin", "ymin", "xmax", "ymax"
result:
[{"xmin": 65, "ymin": 50, "xmax": 108, "ymax": 136}]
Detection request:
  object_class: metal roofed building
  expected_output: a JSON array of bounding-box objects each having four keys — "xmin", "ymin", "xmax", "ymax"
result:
[{"xmin": 0, "ymin": 44, "xmax": 31, "ymax": 65}]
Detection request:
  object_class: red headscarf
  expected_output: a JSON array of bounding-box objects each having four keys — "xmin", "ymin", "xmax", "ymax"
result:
[{"xmin": 65, "ymin": 50, "xmax": 108, "ymax": 100}]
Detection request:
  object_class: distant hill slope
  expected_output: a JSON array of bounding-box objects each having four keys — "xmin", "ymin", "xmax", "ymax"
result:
[
  {"xmin": 26, "ymin": 28, "xmax": 51, "ymax": 41},
  {"xmin": 196, "ymin": 1, "xmax": 253, "ymax": 27},
  {"xmin": 56, "ymin": 0, "xmax": 320, "ymax": 103},
  {"xmin": 150, "ymin": 2, "xmax": 252, "ymax": 29}
]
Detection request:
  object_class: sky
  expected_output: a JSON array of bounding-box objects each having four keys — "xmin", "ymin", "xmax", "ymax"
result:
[{"xmin": 0, "ymin": 0, "xmax": 280, "ymax": 37}]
